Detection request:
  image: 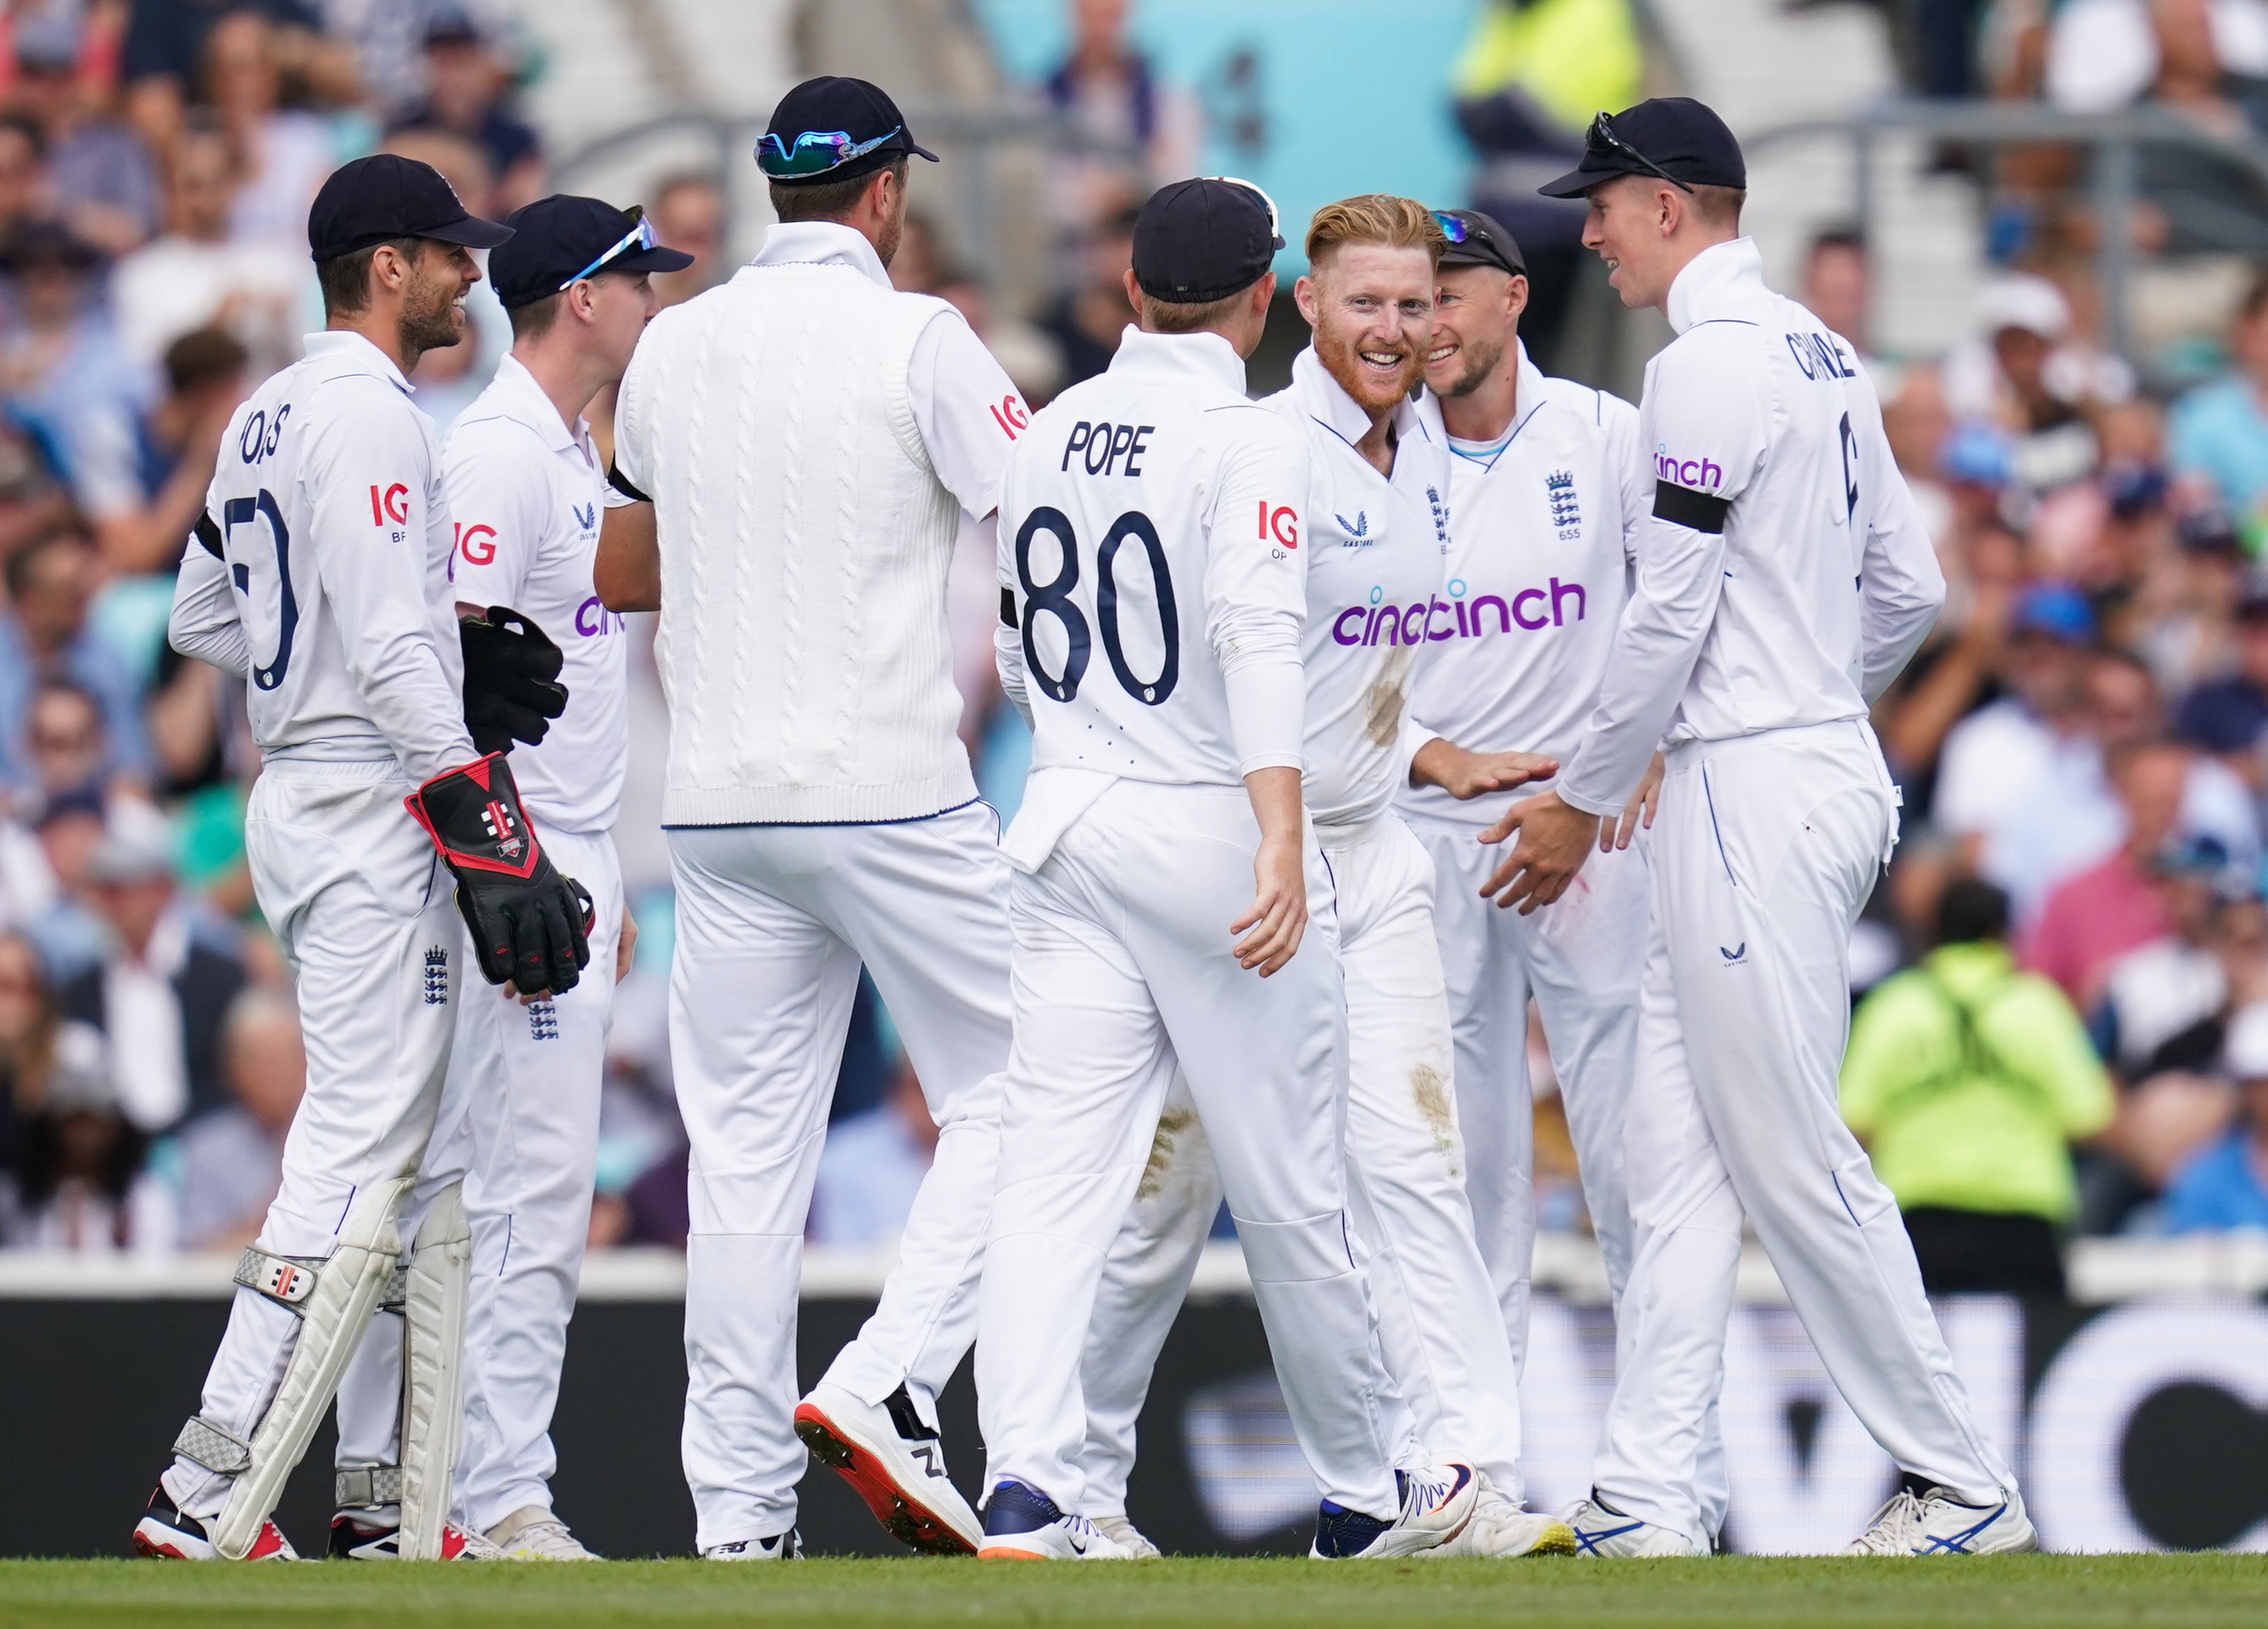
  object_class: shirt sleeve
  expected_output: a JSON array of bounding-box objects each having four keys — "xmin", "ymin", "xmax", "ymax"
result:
[
  {"xmin": 907, "ymin": 310, "xmax": 1030, "ymax": 522},
  {"xmin": 1602, "ymin": 389, "xmax": 1649, "ymax": 570},
  {"xmin": 167, "ymin": 529, "xmax": 249, "ymax": 678},
  {"xmin": 1204, "ymin": 408, "xmax": 1310, "ymax": 776},
  {"xmin": 443, "ymin": 423, "xmax": 545, "ymax": 616},
  {"xmin": 1558, "ymin": 339, "xmax": 1767, "ymax": 816},
  {"xmin": 302, "ymin": 381, "xmax": 474, "ymax": 781},
  {"xmin": 1851, "ymin": 377, "xmax": 1947, "ymax": 701},
  {"xmin": 991, "ymin": 501, "xmax": 1032, "ymax": 725},
  {"xmin": 609, "ymin": 331, "xmax": 657, "ymax": 506}
]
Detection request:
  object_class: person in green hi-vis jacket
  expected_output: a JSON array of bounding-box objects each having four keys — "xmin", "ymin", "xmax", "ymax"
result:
[{"xmin": 1840, "ymin": 877, "xmax": 2116, "ymax": 1298}]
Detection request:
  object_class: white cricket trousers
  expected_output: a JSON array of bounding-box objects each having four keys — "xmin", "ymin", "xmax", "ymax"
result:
[
  {"xmin": 1592, "ymin": 720, "xmax": 2015, "ymax": 1538},
  {"xmin": 163, "ymin": 759, "xmax": 465, "ymax": 1522},
  {"xmin": 1072, "ymin": 812, "xmax": 1525, "ymax": 1509},
  {"xmin": 668, "ymin": 803, "xmax": 1010, "ymax": 1549},
  {"xmin": 976, "ymin": 781, "xmax": 1397, "ymax": 1521}
]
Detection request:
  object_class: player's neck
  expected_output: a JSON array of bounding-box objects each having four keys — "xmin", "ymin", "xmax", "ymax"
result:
[
  {"xmin": 327, "ymin": 310, "xmax": 416, "ymax": 377},
  {"xmin": 513, "ymin": 337, "xmax": 610, "ymax": 437},
  {"xmin": 1438, "ymin": 361, "xmax": 1517, "ymax": 445}
]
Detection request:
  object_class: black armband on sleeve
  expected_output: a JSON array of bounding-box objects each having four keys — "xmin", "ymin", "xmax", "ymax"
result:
[
  {"xmin": 193, "ymin": 510, "xmax": 224, "ymax": 559},
  {"xmin": 606, "ymin": 461, "xmax": 650, "ymax": 504},
  {"xmin": 1653, "ymin": 481, "xmax": 1730, "ymax": 534},
  {"xmin": 999, "ymin": 588, "xmax": 1019, "ymax": 629}
]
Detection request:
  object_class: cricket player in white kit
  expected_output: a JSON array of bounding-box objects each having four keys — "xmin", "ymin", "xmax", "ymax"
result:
[
  {"xmin": 139, "ymin": 155, "xmax": 591, "ymax": 1563},
  {"xmin": 976, "ymin": 177, "xmax": 1477, "ymax": 1563},
  {"xmin": 422, "ymin": 194, "xmax": 689, "ymax": 1561},
  {"xmin": 595, "ymin": 79, "xmax": 1030, "ymax": 1561},
  {"xmin": 1490, "ymin": 100, "xmax": 2033, "ymax": 1557},
  {"xmin": 1064, "ymin": 196, "xmax": 1570, "ymax": 1560}
]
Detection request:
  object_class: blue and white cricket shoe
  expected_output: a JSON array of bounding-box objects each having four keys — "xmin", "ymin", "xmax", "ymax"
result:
[
  {"xmin": 1563, "ymin": 1494, "xmax": 1710, "ymax": 1558},
  {"xmin": 977, "ymin": 1479, "xmax": 1131, "ymax": 1561},
  {"xmin": 1848, "ymin": 1484, "xmax": 2037, "ymax": 1556},
  {"xmin": 1310, "ymin": 1463, "xmax": 1480, "ymax": 1559}
]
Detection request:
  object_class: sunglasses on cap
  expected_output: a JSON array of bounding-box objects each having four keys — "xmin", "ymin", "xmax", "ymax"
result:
[
  {"xmin": 756, "ymin": 124, "xmax": 903, "ymax": 181},
  {"xmin": 1206, "ymin": 175, "xmax": 1284, "ymax": 247},
  {"xmin": 560, "ymin": 206, "xmax": 656, "ymax": 290},
  {"xmin": 1587, "ymin": 110, "xmax": 1694, "ymax": 196}
]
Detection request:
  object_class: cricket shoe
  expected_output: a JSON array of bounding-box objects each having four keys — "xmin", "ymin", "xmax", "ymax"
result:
[
  {"xmin": 703, "ymin": 1530, "xmax": 803, "ymax": 1560},
  {"xmin": 977, "ymin": 1480, "xmax": 1131, "ymax": 1560},
  {"xmin": 1089, "ymin": 1514, "xmax": 1162, "ymax": 1559},
  {"xmin": 327, "ymin": 1512, "xmax": 503, "ymax": 1559},
  {"xmin": 1436, "ymin": 1477, "xmax": 1576, "ymax": 1557},
  {"xmin": 1849, "ymin": 1483, "xmax": 2037, "ymax": 1556},
  {"xmin": 794, "ymin": 1378, "xmax": 983, "ymax": 1554},
  {"xmin": 1310, "ymin": 1463, "xmax": 1480, "ymax": 1559},
  {"xmin": 485, "ymin": 1505, "xmax": 600, "ymax": 1561},
  {"xmin": 132, "ymin": 1486, "xmax": 299, "ymax": 1561},
  {"xmin": 1564, "ymin": 1495, "xmax": 1710, "ymax": 1557}
]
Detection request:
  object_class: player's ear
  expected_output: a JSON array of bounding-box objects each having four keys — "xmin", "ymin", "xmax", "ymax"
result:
[
  {"xmin": 1505, "ymin": 272, "xmax": 1530, "ymax": 327},
  {"xmin": 1292, "ymin": 273, "xmax": 1318, "ymax": 327}
]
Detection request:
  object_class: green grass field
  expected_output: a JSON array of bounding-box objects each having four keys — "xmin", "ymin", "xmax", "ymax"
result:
[{"xmin": 1, "ymin": 1554, "xmax": 2265, "ymax": 1629}]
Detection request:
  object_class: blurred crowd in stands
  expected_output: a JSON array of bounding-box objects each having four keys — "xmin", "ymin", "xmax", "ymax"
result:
[{"xmin": 5, "ymin": 0, "xmax": 2268, "ymax": 1282}]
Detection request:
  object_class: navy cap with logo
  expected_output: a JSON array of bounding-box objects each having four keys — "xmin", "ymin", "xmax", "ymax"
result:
[
  {"xmin": 307, "ymin": 153, "xmax": 513, "ymax": 263},
  {"xmin": 758, "ymin": 76, "xmax": 939, "ymax": 187},
  {"xmin": 488, "ymin": 194, "xmax": 694, "ymax": 309},
  {"xmin": 1538, "ymin": 97, "xmax": 1746, "ymax": 199},
  {"xmin": 1132, "ymin": 177, "xmax": 1283, "ymax": 304},
  {"xmin": 1432, "ymin": 208, "xmax": 1526, "ymax": 277}
]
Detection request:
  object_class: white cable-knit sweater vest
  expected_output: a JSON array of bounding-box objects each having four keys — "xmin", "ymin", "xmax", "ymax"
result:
[{"xmin": 618, "ymin": 263, "xmax": 974, "ymax": 825}]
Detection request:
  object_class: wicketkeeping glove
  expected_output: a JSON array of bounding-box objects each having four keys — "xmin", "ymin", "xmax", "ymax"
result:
[
  {"xmin": 405, "ymin": 753, "xmax": 593, "ymax": 995},
  {"xmin": 460, "ymin": 606, "xmax": 568, "ymax": 756}
]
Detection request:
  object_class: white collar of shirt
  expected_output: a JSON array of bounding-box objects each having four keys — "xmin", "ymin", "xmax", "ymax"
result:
[
  {"xmin": 1447, "ymin": 342, "xmax": 1550, "ymax": 466},
  {"xmin": 1106, "ymin": 327, "xmax": 1247, "ymax": 393},
  {"xmin": 474, "ymin": 352, "xmax": 591, "ymax": 456},
  {"xmin": 1665, "ymin": 236, "xmax": 1767, "ymax": 336},
  {"xmin": 300, "ymin": 329, "xmax": 414, "ymax": 394},
  {"xmin": 1286, "ymin": 345, "xmax": 1429, "ymax": 461},
  {"xmin": 749, "ymin": 220, "xmax": 894, "ymax": 289}
]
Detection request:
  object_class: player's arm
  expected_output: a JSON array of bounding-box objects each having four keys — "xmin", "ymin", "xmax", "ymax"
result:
[
  {"xmin": 1206, "ymin": 413, "xmax": 1312, "ymax": 977},
  {"xmin": 445, "ymin": 430, "xmax": 567, "ymax": 753},
  {"xmin": 1851, "ymin": 380, "xmax": 1947, "ymax": 701},
  {"xmin": 169, "ymin": 515, "xmax": 250, "ymax": 678},
  {"xmin": 595, "ymin": 341, "xmax": 661, "ymax": 610},
  {"xmin": 908, "ymin": 308, "xmax": 1027, "ymax": 524}
]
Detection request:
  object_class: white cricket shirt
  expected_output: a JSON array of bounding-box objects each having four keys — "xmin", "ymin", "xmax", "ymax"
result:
[
  {"xmin": 1397, "ymin": 343, "xmax": 1647, "ymax": 831},
  {"xmin": 168, "ymin": 331, "xmax": 473, "ymax": 783},
  {"xmin": 1264, "ymin": 345, "xmax": 1451, "ymax": 829},
  {"xmin": 994, "ymin": 327, "xmax": 1310, "ymax": 871},
  {"xmin": 444, "ymin": 354, "xmax": 627, "ymax": 836},
  {"xmin": 1558, "ymin": 237, "xmax": 1945, "ymax": 816}
]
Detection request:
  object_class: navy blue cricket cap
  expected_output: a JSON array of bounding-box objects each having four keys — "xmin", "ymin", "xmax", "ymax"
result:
[
  {"xmin": 1538, "ymin": 97, "xmax": 1747, "ymax": 199},
  {"xmin": 489, "ymin": 194, "xmax": 693, "ymax": 309},
  {"xmin": 759, "ymin": 77, "xmax": 938, "ymax": 187},
  {"xmin": 306, "ymin": 153, "xmax": 513, "ymax": 263},
  {"xmin": 1132, "ymin": 177, "xmax": 1283, "ymax": 304},
  {"xmin": 1434, "ymin": 208, "xmax": 1526, "ymax": 276}
]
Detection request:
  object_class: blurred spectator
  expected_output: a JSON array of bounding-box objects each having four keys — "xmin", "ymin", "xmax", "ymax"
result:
[
  {"xmin": 2094, "ymin": 835, "xmax": 2246, "ymax": 1081},
  {"xmin": 0, "ymin": 532, "xmax": 150, "ymax": 788},
  {"xmin": 2022, "ymin": 738, "xmax": 2196, "ymax": 1005},
  {"xmin": 172, "ymin": 984, "xmax": 299, "ymax": 1249},
  {"xmin": 0, "ymin": 926, "xmax": 168, "ymax": 1252},
  {"xmin": 121, "ymin": 0, "xmax": 355, "ymax": 157},
  {"xmin": 1801, "ymin": 227, "xmax": 1877, "ymax": 371},
  {"xmin": 2138, "ymin": 508, "xmax": 2246, "ymax": 699},
  {"xmin": 1942, "ymin": 274, "xmax": 2132, "ymax": 499},
  {"xmin": 1039, "ymin": 201, "xmax": 1136, "ymax": 388},
  {"xmin": 75, "ymin": 325, "xmax": 247, "ymax": 577},
  {"xmin": 0, "ymin": 109, "xmax": 49, "ymax": 243},
  {"xmin": 1932, "ymin": 580, "xmax": 2095, "ymax": 857},
  {"xmin": 1040, "ymin": 0, "xmax": 1197, "ymax": 236},
  {"xmin": 388, "ymin": 13, "xmax": 539, "ymax": 216},
  {"xmin": 1911, "ymin": 0, "xmax": 1991, "ymax": 99},
  {"xmin": 1841, "ymin": 879, "xmax": 2113, "ymax": 1295},
  {"xmin": 201, "ymin": 8, "xmax": 335, "ymax": 250},
  {"xmin": 9, "ymin": 11, "xmax": 157, "ymax": 256},
  {"xmin": 2176, "ymin": 582, "xmax": 2268, "ymax": 774},
  {"xmin": 58, "ymin": 802, "xmax": 245, "ymax": 1134},
  {"xmin": 648, "ymin": 171, "xmax": 724, "ymax": 308},
  {"xmin": 110, "ymin": 117, "xmax": 304, "ymax": 377},
  {"xmin": 0, "ymin": 218, "xmax": 149, "ymax": 516},
  {"xmin": 1450, "ymin": 0, "xmax": 1642, "ymax": 371},
  {"xmin": 143, "ymin": 636, "xmax": 254, "ymax": 917},
  {"xmin": 2046, "ymin": 0, "xmax": 2268, "ymax": 130},
  {"xmin": 2169, "ymin": 268, "xmax": 2268, "ymax": 529},
  {"xmin": 2164, "ymin": 998, "xmax": 2268, "ymax": 1230},
  {"xmin": 23, "ymin": 678, "xmax": 104, "ymax": 802}
]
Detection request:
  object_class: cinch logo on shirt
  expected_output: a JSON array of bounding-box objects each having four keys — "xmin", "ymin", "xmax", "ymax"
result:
[
  {"xmin": 1329, "ymin": 575, "xmax": 1587, "ymax": 646},
  {"xmin": 575, "ymin": 595, "xmax": 628, "ymax": 638},
  {"xmin": 1654, "ymin": 444, "xmax": 1722, "ymax": 490}
]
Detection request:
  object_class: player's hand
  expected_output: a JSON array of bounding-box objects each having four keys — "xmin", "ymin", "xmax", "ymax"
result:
[
  {"xmin": 1603, "ymin": 752, "xmax": 1665, "ymax": 852},
  {"xmin": 1478, "ymin": 790, "xmax": 1601, "ymax": 914},
  {"xmin": 1232, "ymin": 833, "xmax": 1308, "ymax": 977},
  {"xmin": 616, "ymin": 905, "xmax": 638, "ymax": 983},
  {"xmin": 1409, "ymin": 738, "xmax": 1560, "ymax": 800}
]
